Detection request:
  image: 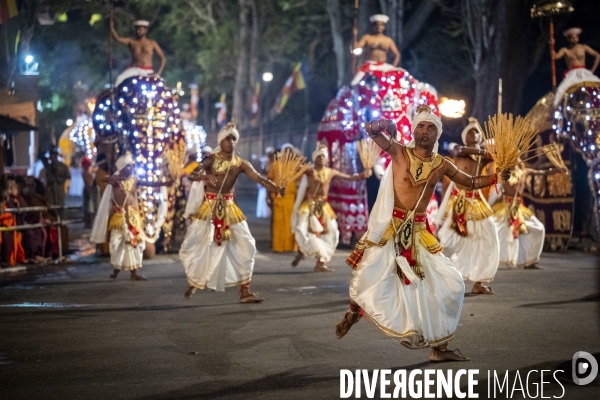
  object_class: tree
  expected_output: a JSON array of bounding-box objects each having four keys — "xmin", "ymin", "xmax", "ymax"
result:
[{"xmin": 454, "ymin": 0, "xmax": 547, "ymax": 120}]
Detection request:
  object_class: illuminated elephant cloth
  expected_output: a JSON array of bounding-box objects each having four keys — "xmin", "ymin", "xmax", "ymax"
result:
[
  {"xmin": 93, "ymin": 75, "xmax": 183, "ymax": 244},
  {"xmin": 317, "ymin": 63, "xmax": 439, "ymax": 244}
]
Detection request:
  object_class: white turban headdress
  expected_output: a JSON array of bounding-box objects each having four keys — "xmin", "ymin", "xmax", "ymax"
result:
[
  {"xmin": 461, "ymin": 117, "xmax": 482, "ymax": 145},
  {"xmin": 563, "ymin": 27, "xmax": 582, "ymax": 37},
  {"xmin": 312, "ymin": 145, "xmax": 328, "ymax": 162},
  {"xmin": 406, "ymin": 105, "xmax": 443, "ymax": 153},
  {"xmin": 201, "ymin": 145, "xmax": 213, "ymax": 153},
  {"xmin": 369, "ymin": 14, "xmax": 389, "ymax": 24},
  {"xmin": 133, "ymin": 20, "xmax": 150, "ymax": 27},
  {"xmin": 281, "ymin": 143, "xmax": 294, "ymax": 151},
  {"xmin": 115, "ymin": 153, "xmax": 134, "ymax": 173},
  {"xmin": 214, "ymin": 122, "xmax": 240, "ymax": 153}
]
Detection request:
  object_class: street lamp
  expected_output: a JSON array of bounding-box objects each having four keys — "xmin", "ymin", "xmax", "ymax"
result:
[
  {"xmin": 66, "ymin": 119, "xmax": 74, "ymax": 126},
  {"xmin": 262, "ymin": 72, "xmax": 273, "ymax": 82},
  {"xmin": 352, "ymin": 47, "xmax": 363, "ymax": 56},
  {"xmin": 258, "ymin": 72, "xmax": 274, "ymax": 155},
  {"xmin": 25, "ymin": 55, "xmax": 34, "ymax": 64}
]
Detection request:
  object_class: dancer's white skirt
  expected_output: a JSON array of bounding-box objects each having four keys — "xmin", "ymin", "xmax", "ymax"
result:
[
  {"xmin": 179, "ymin": 219, "xmax": 255, "ymax": 291},
  {"xmin": 294, "ymin": 209, "xmax": 339, "ymax": 263},
  {"xmin": 439, "ymin": 217, "xmax": 500, "ymax": 282},
  {"xmin": 496, "ymin": 214, "xmax": 545, "ymax": 268},
  {"xmin": 109, "ymin": 230, "xmax": 145, "ymax": 270},
  {"xmin": 349, "ymin": 240, "xmax": 465, "ymax": 347}
]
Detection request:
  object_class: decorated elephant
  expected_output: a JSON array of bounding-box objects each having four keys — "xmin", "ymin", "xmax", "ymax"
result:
[
  {"xmin": 93, "ymin": 76, "xmax": 184, "ymax": 253},
  {"xmin": 317, "ymin": 67, "xmax": 440, "ymax": 244}
]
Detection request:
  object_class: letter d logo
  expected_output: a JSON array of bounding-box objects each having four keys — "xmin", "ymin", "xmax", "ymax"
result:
[{"xmin": 572, "ymin": 351, "xmax": 598, "ymax": 385}]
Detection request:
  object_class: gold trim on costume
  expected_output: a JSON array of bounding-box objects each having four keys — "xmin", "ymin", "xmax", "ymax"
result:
[
  {"xmin": 213, "ymin": 153, "xmax": 242, "ymax": 175},
  {"xmin": 120, "ymin": 176, "xmax": 137, "ymax": 192},
  {"xmin": 403, "ymin": 147, "xmax": 444, "ymax": 185},
  {"xmin": 191, "ymin": 197, "xmax": 247, "ymax": 225},
  {"xmin": 363, "ymin": 308, "xmax": 455, "ymax": 348},
  {"xmin": 187, "ymin": 276, "xmax": 250, "ymax": 290},
  {"xmin": 443, "ymin": 189, "xmax": 493, "ymax": 222}
]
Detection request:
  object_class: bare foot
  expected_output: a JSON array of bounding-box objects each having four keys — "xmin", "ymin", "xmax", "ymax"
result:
[
  {"xmin": 130, "ymin": 271, "xmax": 147, "ymax": 281},
  {"xmin": 314, "ymin": 260, "xmax": 333, "ymax": 272},
  {"xmin": 110, "ymin": 269, "xmax": 120, "ymax": 279},
  {"xmin": 335, "ymin": 311, "xmax": 361, "ymax": 339},
  {"xmin": 185, "ymin": 286, "xmax": 196, "ymax": 300},
  {"xmin": 291, "ymin": 251, "xmax": 304, "ymax": 267},
  {"xmin": 430, "ymin": 348, "xmax": 470, "ymax": 362},
  {"xmin": 239, "ymin": 292, "xmax": 264, "ymax": 303},
  {"xmin": 524, "ymin": 263, "xmax": 543, "ymax": 270},
  {"xmin": 472, "ymin": 282, "xmax": 493, "ymax": 295}
]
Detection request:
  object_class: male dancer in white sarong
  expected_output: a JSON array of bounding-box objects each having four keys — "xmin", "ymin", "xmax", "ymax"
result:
[
  {"xmin": 179, "ymin": 123, "xmax": 285, "ymax": 303},
  {"xmin": 91, "ymin": 153, "xmax": 162, "ymax": 280},
  {"xmin": 291, "ymin": 145, "xmax": 371, "ymax": 272},
  {"xmin": 335, "ymin": 107, "xmax": 510, "ymax": 362},
  {"xmin": 436, "ymin": 118, "xmax": 500, "ymax": 294}
]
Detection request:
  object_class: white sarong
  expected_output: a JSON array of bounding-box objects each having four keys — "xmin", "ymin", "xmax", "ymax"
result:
[
  {"xmin": 554, "ymin": 68, "xmax": 600, "ymax": 107},
  {"xmin": 115, "ymin": 67, "xmax": 154, "ymax": 87},
  {"xmin": 179, "ymin": 194, "xmax": 255, "ymax": 291},
  {"xmin": 493, "ymin": 196, "xmax": 545, "ymax": 268},
  {"xmin": 293, "ymin": 198, "xmax": 339, "ymax": 263},
  {"xmin": 437, "ymin": 184, "xmax": 500, "ymax": 283},
  {"xmin": 109, "ymin": 229, "xmax": 145, "ymax": 270}
]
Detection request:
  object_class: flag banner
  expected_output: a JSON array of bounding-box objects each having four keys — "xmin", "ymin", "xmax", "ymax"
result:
[
  {"xmin": 273, "ymin": 62, "xmax": 307, "ymax": 114},
  {"xmin": 0, "ymin": 0, "xmax": 19, "ymax": 25},
  {"xmin": 215, "ymin": 93, "xmax": 227, "ymax": 128}
]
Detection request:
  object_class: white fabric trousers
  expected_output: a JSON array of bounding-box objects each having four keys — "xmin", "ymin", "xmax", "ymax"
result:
[
  {"xmin": 349, "ymin": 241, "xmax": 464, "ymax": 347},
  {"xmin": 438, "ymin": 217, "xmax": 500, "ymax": 283},
  {"xmin": 496, "ymin": 215, "xmax": 545, "ymax": 268},
  {"xmin": 115, "ymin": 67, "xmax": 153, "ymax": 87},
  {"xmin": 255, "ymin": 186, "xmax": 271, "ymax": 218},
  {"xmin": 109, "ymin": 230, "xmax": 145, "ymax": 270},
  {"xmin": 554, "ymin": 68, "xmax": 600, "ymax": 107},
  {"xmin": 179, "ymin": 219, "xmax": 256, "ymax": 291},
  {"xmin": 294, "ymin": 212, "xmax": 339, "ymax": 263}
]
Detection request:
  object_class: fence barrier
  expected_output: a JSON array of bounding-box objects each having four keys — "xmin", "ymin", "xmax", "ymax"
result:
[{"xmin": 0, "ymin": 205, "xmax": 83, "ymax": 262}]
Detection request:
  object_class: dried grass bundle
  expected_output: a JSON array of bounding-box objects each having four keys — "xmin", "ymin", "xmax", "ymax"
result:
[
  {"xmin": 541, "ymin": 143, "xmax": 567, "ymax": 171},
  {"xmin": 357, "ymin": 138, "xmax": 381, "ymax": 170},
  {"xmin": 163, "ymin": 139, "xmax": 187, "ymax": 180},
  {"xmin": 270, "ymin": 150, "xmax": 310, "ymax": 189},
  {"xmin": 480, "ymin": 113, "xmax": 539, "ymax": 170}
]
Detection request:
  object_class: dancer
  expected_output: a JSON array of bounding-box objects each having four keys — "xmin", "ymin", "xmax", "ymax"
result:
[
  {"xmin": 553, "ymin": 27, "xmax": 600, "ymax": 106},
  {"xmin": 490, "ymin": 162, "xmax": 566, "ymax": 269},
  {"xmin": 291, "ymin": 145, "xmax": 371, "ymax": 272},
  {"xmin": 436, "ymin": 118, "xmax": 499, "ymax": 294},
  {"xmin": 179, "ymin": 123, "xmax": 284, "ymax": 303},
  {"xmin": 91, "ymin": 153, "xmax": 155, "ymax": 280},
  {"xmin": 335, "ymin": 108, "xmax": 511, "ymax": 362},
  {"xmin": 110, "ymin": 18, "xmax": 166, "ymax": 86}
]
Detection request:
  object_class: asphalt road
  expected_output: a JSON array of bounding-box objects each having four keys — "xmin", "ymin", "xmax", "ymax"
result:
[{"xmin": 0, "ymin": 210, "xmax": 599, "ymax": 400}]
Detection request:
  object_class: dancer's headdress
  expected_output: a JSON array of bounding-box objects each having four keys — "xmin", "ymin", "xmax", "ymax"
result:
[
  {"xmin": 563, "ymin": 27, "xmax": 582, "ymax": 37},
  {"xmin": 406, "ymin": 105, "xmax": 443, "ymax": 153},
  {"xmin": 369, "ymin": 14, "xmax": 389, "ymax": 24},
  {"xmin": 461, "ymin": 117, "xmax": 482, "ymax": 145}
]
